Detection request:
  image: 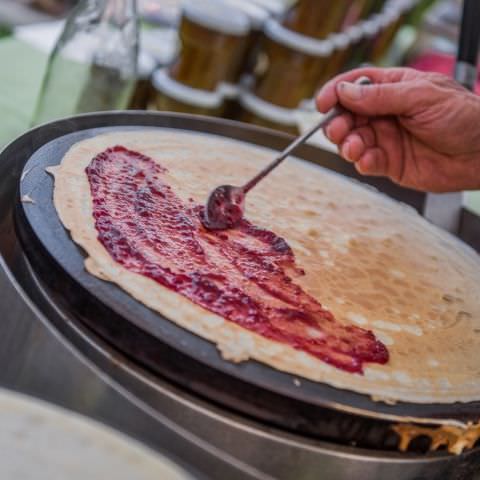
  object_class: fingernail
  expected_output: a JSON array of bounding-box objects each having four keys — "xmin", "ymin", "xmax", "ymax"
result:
[
  {"xmin": 339, "ymin": 82, "xmax": 363, "ymax": 101},
  {"xmin": 325, "ymin": 124, "xmax": 333, "ymax": 140},
  {"xmin": 342, "ymin": 141, "xmax": 352, "ymax": 161}
]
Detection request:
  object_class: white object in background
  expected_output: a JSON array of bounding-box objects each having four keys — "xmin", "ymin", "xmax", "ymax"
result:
[
  {"xmin": 31, "ymin": 0, "xmax": 139, "ymax": 126},
  {"xmin": 140, "ymin": 27, "xmax": 179, "ymax": 65},
  {"xmin": 15, "ymin": 21, "xmax": 65, "ymax": 55},
  {"xmin": 15, "ymin": 20, "xmax": 178, "ymax": 67},
  {"xmin": 138, "ymin": 0, "xmax": 182, "ymax": 24},
  {"xmin": 0, "ymin": 388, "xmax": 192, "ymax": 480}
]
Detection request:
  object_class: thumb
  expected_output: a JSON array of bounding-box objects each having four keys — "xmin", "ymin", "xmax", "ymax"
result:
[{"xmin": 336, "ymin": 81, "xmax": 418, "ymax": 116}]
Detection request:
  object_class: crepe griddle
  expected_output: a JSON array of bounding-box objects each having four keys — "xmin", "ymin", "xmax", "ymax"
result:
[{"xmin": 14, "ymin": 112, "xmax": 480, "ymax": 451}]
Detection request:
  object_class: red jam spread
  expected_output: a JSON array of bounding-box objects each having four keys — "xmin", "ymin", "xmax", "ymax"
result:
[{"xmin": 86, "ymin": 146, "xmax": 389, "ymax": 373}]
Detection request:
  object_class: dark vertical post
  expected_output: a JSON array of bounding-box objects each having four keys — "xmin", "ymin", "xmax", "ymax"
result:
[{"xmin": 455, "ymin": 0, "xmax": 480, "ymax": 90}]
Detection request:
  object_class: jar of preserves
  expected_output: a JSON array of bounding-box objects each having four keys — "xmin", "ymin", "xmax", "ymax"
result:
[
  {"xmin": 368, "ymin": 1, "xmax": 414, "ymax": 64},
  {"xmin": 366, "ymin": 0, "xmax": 386, "ymax": 17},
  {"xmin": 129, "ymin": 51, "xmax": 157, "ymax": 110},
  {"xmin": 252, "ymin": 19, "xmax": 333, "ymax": 109},
  {"xmin": 236, "ymin": 90, "xmax": 299, "ymax": 135},
  {"xmin": 284, "ymin": 0, "xmax": 356, "ymax": 39},
  {"xmin": 152, "ymin": 69, "xmax": 225, "ymax": 116},
  {"xmin": 343, "ymin": 17, "xmax": 382, "ymax": 70},
  {"xmin": 317, "ymin": 32, "xmax": 351, "ymax": 87},
  {"xmin": 168, "ymin": 0, "xmax": 250, "ymax": 91},
  {"xmin": 342, "ymin": 0, "xmax": 385, "ymax": 29},
  {"xmin": 220, "ymin": 0, "xmax": 271, "ymax": 78},
  {"xmin": 249, "ymin": 0, "xmax": 292, "ymax": 16},
  {"xmin": 367, "ymin": 11, "xmax": 401, "ymax": 64}
]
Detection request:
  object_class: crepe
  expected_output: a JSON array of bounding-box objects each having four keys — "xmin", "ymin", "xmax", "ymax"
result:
[{"xmin": 49, "ymin": 130, "xmax": 480, "ymax": 404}]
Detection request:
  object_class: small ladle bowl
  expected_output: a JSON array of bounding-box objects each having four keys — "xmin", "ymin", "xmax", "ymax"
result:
[
  {"xmin": 202, "ymin": 76, "xmax": 372, "ymax": 231},
  {"xmin": 203, "ymin": 185, "xmax": 245, "ymax": 230}
]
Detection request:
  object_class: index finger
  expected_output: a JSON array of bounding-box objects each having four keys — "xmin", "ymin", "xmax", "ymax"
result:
[{"xmin": 315, "ymin": 67, "xmax": 417, "ymax": 113}]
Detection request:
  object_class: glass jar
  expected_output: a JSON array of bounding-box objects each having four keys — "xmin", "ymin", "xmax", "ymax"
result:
[
  {"xmin": 220, "ymin": 0, "xmax": 270, "ymax": 79},
  {"xmin": 368, "ymin": 1, "xmax": 414, "ymax": 64},
  {"xmin": 317, "ymin": 32, "xmax": 351, "ymax": 87},
  {"xmin": 168, "ymin": 0, "xmax": 250, "ymax": 91},
  {"xmin": 236, "ymin": 90, "xmax": 299, "ymax": 135},
  {"xmin": 342, "ymin": 0, "xmax": 385, "ymax": 29},
  {"xmin": 32, "ymin": 0, "xmax": 138, "ymax": 126},
  {"xmin": 128, "ymin": 51, "xmax": 157, "ymax": 110},
  {"xmin": 251, "ymin": 19, "xmax": 333, "ymax": 109},
  {"xmin": 366, "ymin": 0, "xmax": 386, "ymax": 17},
  {"xmin": 249, "ymin": 0, "xmax": 292, "ymax": 16},
  {"xmin": 282, "ymin": 0, "xmax": 351, "ymax": 39},
  {"xmin": 343, "ymin": 17, "xmax": 382, "ymax": 70},
  {"xmin": 152, "ymin": 69, "xmax": 225, "ymax": 116},
  {"xmin": 367, "ymin": 11, "xmax": 400, "ymax": 64}
]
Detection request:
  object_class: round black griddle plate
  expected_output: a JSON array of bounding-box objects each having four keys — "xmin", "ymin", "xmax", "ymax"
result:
[{"xmin": 13, "ymin": 112, "xmax": 480, "ymax": 428}]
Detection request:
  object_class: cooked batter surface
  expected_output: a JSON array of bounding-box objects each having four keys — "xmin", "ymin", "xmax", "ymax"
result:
[
  {"xmin": 50, "ymin": 130, "xmax": 480, "ymax": 403},
  {"xmin": 85, "ymin": 145, "xmax": 388, "ymax": 374}
]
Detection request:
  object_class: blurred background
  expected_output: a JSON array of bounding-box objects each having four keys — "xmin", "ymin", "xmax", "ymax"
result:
[
  {"xmin": 0, "ymin": 4, "xmax": 479, "ymax": 477},
  {"xmin": 0, "ymin": 0, "xmax": 477, "ymax": 208}
]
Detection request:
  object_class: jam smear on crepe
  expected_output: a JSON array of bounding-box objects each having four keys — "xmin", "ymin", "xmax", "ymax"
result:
[{"xmin": 86, "ymin": 146, "xmax": 389, "ymax": 373}]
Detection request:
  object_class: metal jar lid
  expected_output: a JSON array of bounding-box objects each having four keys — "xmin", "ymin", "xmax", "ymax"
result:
[
  {"xmin": 345, "ymin": 23, "xmax": 365, "ymax": 44},
  {"xmin": 181, "ymin": 0, "xmax": 251, "ymax": 36},
  {"xmin": 239, "ymin": 90, "xmax": 298, "ymax": 126},
  {"xmin": 385, "ymin": 10, "xmax": 402, "ymax": 27},
  {"xmin": 360, "ymin": 15, "xmax": 384, "ymax": 39},
  {"xmin": 247, "ymin": 0, "xmax": 293, "ymax": 16},
  {"xmin": 220, "ymin": 0, "xmax": 270, "ymax": 30},
  {"xmin": 384, "ymin": 0, "xmax": 415, "ymax": 15},
  {"xmin": 152, "ymin": 69, "xmax": 224, "ymax": 108},
  {"xmin": 376, "ymin": 8, "xmax": 402, "ymax": 30},
  {"xmin": 263, "ymin": 18, "xmax": 334, "ymax": 57},
  {"xmin": 218, "ymin": 82, "xmax": 241, "ymax": 99},
  {"xmin": 329, "ymin": 32, "xmax": 351, "ymax": 51}
]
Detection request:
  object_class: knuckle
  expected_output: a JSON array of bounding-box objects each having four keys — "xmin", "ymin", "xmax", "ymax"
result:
[
  {"xmin": 369, "ymin": 85, "xmax": 388, "ymax": 103},
  {"xmin": 409, "ymin": 79, "xmax": 439, "ymax": 105},
  {"xmin": 357, "ymin": 126, "xmax": 375, "ymax": 146}
]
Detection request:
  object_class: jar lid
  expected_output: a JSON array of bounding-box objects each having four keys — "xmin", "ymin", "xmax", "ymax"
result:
[
  {"xmin": 152, "ymin": 69, "xmax": 224, "ymax": 108},
  {"xmin": 239, "ymin": 90, "xmax": 298, "ymax": 126},
  {"xmin": 247, "ymin": 0, "xmax": 292, "ymax": 16},
  {"xmin": 181, "ymin": 0, "xmax": 251, "ymax": 36},
  {"xmin": 384, "ymin": 0, "xmax": 414, "ymax": 14},
  {"xmin": 264, "ymin": 18, "xmax": 334, "ymax": 57},
  {"xmin": 330, "ymin": 32, "xmax": 350, "ymax": 50},
  {"xmin": 361, "ymin": 16, "xmax": 383, "ymax": 38},
  {"xmin": 397, "ymin": 0, "xmax": 416, "ymax": 13},
  {"xmin": 218, "ymin": 82, "xmax": 240, "ymax": 99},
  {"xmin": 376, "ymin": 8, "xmax": 402, "ymax": 29},
  {"xmin": 345, "ymin": 24, "xmax": 364, "ymax": 43},
  {"xmin": 221, "ymin": 0, "xmax": 270, "ymax": 29}
]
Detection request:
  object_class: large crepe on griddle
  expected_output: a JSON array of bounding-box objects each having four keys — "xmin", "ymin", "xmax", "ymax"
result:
[{"xmin": 49, "ymin": 130, "xmax": 480, "ymax": 404}]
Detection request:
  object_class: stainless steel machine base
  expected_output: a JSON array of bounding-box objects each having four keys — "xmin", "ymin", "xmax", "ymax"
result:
[{"xmin": 2, "ymin": 255, "xmax": 479, "ymax": 480}]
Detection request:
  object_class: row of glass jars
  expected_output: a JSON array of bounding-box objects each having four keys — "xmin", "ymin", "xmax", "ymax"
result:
[
  {"xmin": 282, "ymin": 0, "xmax": 385, "ymax": 40},
  {"xmin": 145, "ymin": 0, "xmax": 419, "ymax": 134}
]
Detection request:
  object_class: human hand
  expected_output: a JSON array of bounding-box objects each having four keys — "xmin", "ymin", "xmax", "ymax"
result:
[{"xmin": 316, "ymin": 67, "xmax": 480, "ymax": 192}]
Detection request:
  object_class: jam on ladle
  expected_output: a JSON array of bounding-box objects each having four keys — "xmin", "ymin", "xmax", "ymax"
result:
[{"xmin": 202, "ymin": 76, "xmax": 372, "ymax": 231}]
